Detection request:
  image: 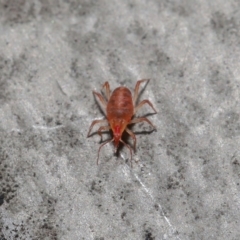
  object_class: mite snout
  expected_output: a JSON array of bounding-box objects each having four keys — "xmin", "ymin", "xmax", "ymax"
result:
[{"xmin": 114, "ymin": 134, "xmax": 121, "ymax": 151}]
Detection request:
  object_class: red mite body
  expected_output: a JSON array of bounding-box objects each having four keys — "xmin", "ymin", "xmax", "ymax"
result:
[
  {"xmin": 107, "ymin": 87, "xmax": 134, "ymax": 149},
  {"xmin": 87, "ymin": 79, "xmax": 157, "ymax": 165}
]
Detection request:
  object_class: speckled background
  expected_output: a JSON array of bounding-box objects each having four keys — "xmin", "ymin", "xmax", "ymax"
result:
[{"xmin": 0, "ymin": 1, "xmax": 240, "ymax": 240}]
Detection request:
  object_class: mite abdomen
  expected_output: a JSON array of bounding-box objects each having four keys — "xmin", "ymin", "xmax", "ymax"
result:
[{"xmin": 107, "ymin": 87, "xmax": 134, "ymax": 120}]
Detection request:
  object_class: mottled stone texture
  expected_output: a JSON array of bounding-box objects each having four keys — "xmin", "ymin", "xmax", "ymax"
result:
[{"xmin": 0, "ymin": 0, "xmax": 240, "ymax": 239}]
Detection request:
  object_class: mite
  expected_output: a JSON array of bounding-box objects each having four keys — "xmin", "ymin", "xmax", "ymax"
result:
[{"xmin": 87, "ymin": 79, "xmax": 157, "ymax": 164}]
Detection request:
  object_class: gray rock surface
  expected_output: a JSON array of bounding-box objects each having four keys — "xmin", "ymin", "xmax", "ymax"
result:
[{"xmin": 1, "ymin": 1, "xmax": 240, "ymax": 239}]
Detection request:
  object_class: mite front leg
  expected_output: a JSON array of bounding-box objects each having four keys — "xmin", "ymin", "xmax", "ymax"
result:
[
  {"xmin": 97, "ymin": 125, "xmax": 110, "ymax": 142},
  {"xmin": 134, "ymin": 99, "xmax": 157, "ymax": 114},
  {"xmin": 102, "ymin": 81, "xmax": 111, "ymax": 100},
  {"xmin": 125, "ymin": 127, "xmax": 137, "ymax": 152},
  {"xmin": 87, "ymin": 119, "xmax": 108, "ymax": 137},
  {"xmin": 130, "ymin": 117, "xmax": 156, "ymax": 130},
  {"xmin": 133, "ymin": 79, "xmax": 150, "ymax": 104},
  {"xmin": 120, "ymin": 139, "xmax": 133, "ymax": 167},
  {"xmin": 97, "ymin": 138, "xmax": 114, "ymax": 165}
]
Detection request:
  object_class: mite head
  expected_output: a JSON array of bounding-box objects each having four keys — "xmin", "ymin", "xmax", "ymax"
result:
[{"xmin": 109, "ymin": 119, "xmax": 127, "ymax": 152}]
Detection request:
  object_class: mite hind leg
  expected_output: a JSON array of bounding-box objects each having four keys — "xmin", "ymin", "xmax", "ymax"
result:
[
  {"xmin": 87, "ymin": 119, "xmax": 108, "ymax": 137},
  {"xmin": 134, "ymin": 99, "xmax": 157, "ymax": 114},
  {"xmin": 125, "ymin": 127, "xmax": 137, "ymax": 152},
  {"xmin": 133, "ymin": 79, "xmax": 150, "ymax": 104},
  {"xmin": 130, "ymin": 117, "xmax": 156, "ymax": 130},
  {"xmin": 93, "ymin": 91, "xmax": 108, "ymax": 109},
  {"xmin": 102, "ymin": 81, "xmax": 111, "ymax": 100}
]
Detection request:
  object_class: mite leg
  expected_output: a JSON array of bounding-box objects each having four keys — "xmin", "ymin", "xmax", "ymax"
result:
[
  {"xmin": 97, "ymin": 125, "xmax": 110, "ymax": 142},
  {"xmin": 87, "ymin": 119, "xmax": 108, "ymax": 137},
  {"xmin": 130, "ymin": 117, "xmax": 156, "ymax": 130},
  {"xmin": 134, "ymin": 99, "xmax": 157, "ymax": 114},
  {"xmin": 125, "ymin": 127, "xmax": 137, "ymax": 152},
  {"xmin": 93, "ymin": 91, "xmax": 108, "ymax": 108},
  {"xmin": 102, "ymin": 81, "xmax": 111, "ymax": 100},
  {"xmin": 120, "ymin": 139, "xmax": 133, "ymax": 167},
  {"xmin": 97, "ymin": 138, "xmax": 114, "ymax": 164},
  {"xmin": 133, "ymin": 79, "xmax": 150, "ymax": 104}
]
